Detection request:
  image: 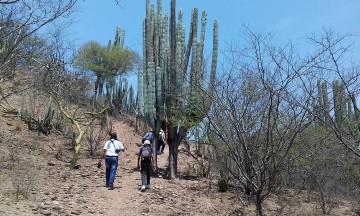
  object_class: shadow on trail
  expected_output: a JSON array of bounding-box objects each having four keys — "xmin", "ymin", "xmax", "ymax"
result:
[
  {"xmin": 178, "ymin": 174, "xmax": 199, "ymax": 181},
  {"xmin": 125, "ymin": 167, "xmax": 140, "ymax": 174}
]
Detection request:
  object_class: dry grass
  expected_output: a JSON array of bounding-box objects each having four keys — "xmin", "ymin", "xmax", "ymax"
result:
[{"xmin": 13, "ymin": 117, "xmax": 23, "ymax": 131}]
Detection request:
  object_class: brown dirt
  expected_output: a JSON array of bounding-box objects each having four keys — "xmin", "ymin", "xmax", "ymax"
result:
[{"xmin": 0, "ymin": 76, "xmax": 359, "ymax": 216}]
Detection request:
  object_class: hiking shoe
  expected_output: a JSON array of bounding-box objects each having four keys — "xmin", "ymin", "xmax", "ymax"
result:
[
  {"xmin": 145, "ymin": 185, "xmax": 150, "ymax": 189},
  {"xmin": 141, "ymin": 185, "xmax": 146, "ymax": 192},
  {"xmin": 108, "ymin": 185, "xmax": 114, "ymax": 190}
]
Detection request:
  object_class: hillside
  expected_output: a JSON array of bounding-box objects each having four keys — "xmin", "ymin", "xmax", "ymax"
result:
[{"xmin": 0, "ymin": 76, "xmax": 358, "ymax": 216}]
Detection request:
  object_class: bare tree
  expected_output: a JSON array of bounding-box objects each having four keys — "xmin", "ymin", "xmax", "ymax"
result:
[
  {"xmin": 305, "ymin": 29, "xmax": 360, "ymax": 158},
  {"xmin": 0, "ymin": 0, "xmax": 79, "ymax": 78},
  {"xmin": 206, "ymin": 29, "xmax": 321, "ymax": 216}
]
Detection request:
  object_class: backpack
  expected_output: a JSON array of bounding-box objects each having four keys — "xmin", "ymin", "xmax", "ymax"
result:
[
  {"xmin": 158, "ymin": 131, "xmax": 165, "ymax": 141},
  {"xmin": 141, "ymin": 145, "xmax": 152, "ymax": 159}
]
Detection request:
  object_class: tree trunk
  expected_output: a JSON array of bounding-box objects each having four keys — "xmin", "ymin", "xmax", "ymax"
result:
[
  {"xmin": 167, "ymin": 0, "xmax": 177, "ymax": 179},
  {"xmin": 255, "ymin": 191, "xmax": 264, "ymax": 216},
  {"xmin": 153, "ymin": 136, "xmax": 158, "ymax": 175},
  {"xmin": 167, "ymin": 126, "xmax": 187, "ymax": 179},
  {"xmin": 168, "ymin": 140, "xmax": 178, "ymax": 179},
  {"xmin": 70, "ymin": 130, "xmax": 85, "ymax": 169}
]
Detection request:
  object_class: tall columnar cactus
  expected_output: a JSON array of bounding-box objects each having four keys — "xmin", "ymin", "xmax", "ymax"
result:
[
  {"xmin": 105, "ymin": 26, "xmax": 131, "ymax": 114},
  {"xmin": 333, "ymin": 80, "xmax": 340, "ymax": 125},
  {"xmin": 43, "ymin": 97, "xmax": 54, "ymax": 129},
  {"xmin": 347, "ymin": 95, "xmax": 353, "ymax": 121},
  {"xmin": 121, "ymin": 79, "xmax": 129, "ymax": 111},
  {"xmin": 137, "ymin": 66, "xmax": 144, "ymax": 115},
  {"xmin": 128, "ymin": 85, "xmax": 135, "ymax": 113},
  {"xmin": 138, "ymin": 0, "xmax": 218, "ymax": 178},
  {"xmin": 332, "ymin": 80, "xmax": 347, "ymax": 126},
  {"xmin": 316, "ymin": 80, "xmax": 324, "ymax": 126},
  {"xmin": 352, "ymin": 93, "xmax": 360, "ymax": 124},
  {"xmin": 321, "ymin": 81, "xmax": 330, "ymax": 127}
]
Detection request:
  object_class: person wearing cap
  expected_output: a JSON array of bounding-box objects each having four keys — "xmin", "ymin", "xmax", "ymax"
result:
[
  {"xmin": 137, "ymin": 139, "xmax": 154, "ymax": 192},
  {"xmin": 100, "ymin": 132, "xmax": 125, "ymax": 190}
]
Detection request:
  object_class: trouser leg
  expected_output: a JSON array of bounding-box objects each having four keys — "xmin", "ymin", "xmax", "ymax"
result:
[
  {"xmin": 141, "ymin": 162, "xmax": 151, "ymax": 185},
  {"xmin": 160, "ymin": 143, "xmax": 165, "ymax": 153},
  {"xmin": 105, "ymin": 158, "xmax": 111, "ymax": 185},
  {"xmin": 146, "ymin": 169, "xmax": 151, "ymax": 185},
  {"xmin": 107, "ymin": 157, "xmax": 118, "ymax": 187},
  {"xmin": 141, "ymin": 170, "xmax": 147, "ymax": 185},
  {"xmin": 157, "ymin": 140, "xmax": 164, "ymax": 153},
  {"xmin": 156, "ymin": 142, "xmax": 160, "ymax": 152}
]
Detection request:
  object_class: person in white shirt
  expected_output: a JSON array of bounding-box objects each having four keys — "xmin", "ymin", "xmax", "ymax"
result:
[{"xmin": 100, "ymin": 132, "xmax": 125, "ymax": 190}]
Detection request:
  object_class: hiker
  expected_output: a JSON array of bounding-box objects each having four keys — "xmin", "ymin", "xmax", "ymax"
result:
[
  {"xmin": 142, "ymin": 130, "xmax": 154, "ymax": 144},
  {"xmin": 157, "ymin": 129, "xmax": 166, "ymax": 155},
  {"xmin": 100, "ymin": 132, "xmax": 125, "ymax": 190},
  {"xmin": 137, "ymin": 139, "xmax": 154, "ymax": 192}
]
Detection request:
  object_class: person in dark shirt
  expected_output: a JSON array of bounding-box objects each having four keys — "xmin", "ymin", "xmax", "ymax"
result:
[{"xmin": 137, "ymin": 139, "xmax": 154, "ymax": 192}]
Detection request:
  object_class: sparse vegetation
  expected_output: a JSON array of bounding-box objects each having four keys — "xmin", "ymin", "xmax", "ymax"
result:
[
  {"xmin": 14, "ymin": 117, "xmax": 22, "ymax": 131},
  {"xmin": 1, "ymin": 0, "xmax": 360, "ymax": 215}
]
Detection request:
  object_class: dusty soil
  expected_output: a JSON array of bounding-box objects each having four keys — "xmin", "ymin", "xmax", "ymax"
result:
[
  {"xmin": 0, "ymin": 115, "xmax": 245, "ymax": 216},
  {"xmin": 0, "ymin": 75, "xmax": 359, "ymax": 216}
]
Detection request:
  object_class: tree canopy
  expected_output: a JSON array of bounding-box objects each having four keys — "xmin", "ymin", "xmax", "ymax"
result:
[{"xmin": 73, "ymin": 39, "xmax": 135, "ymax": 99}]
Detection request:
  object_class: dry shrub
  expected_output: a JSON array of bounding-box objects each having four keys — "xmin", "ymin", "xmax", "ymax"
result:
[
  {"xmin": 10, "ymin": 162, "xmax": 38, "ymax": 201},
  {"xmin": 13, "ymin": 117, "xmax": 23, "ymax": 131},
  {"xmin": 6, "ymin": 146, "xmax": 38, "ymax": 201},
  {"xmin": 183, "ymin": 160, "xmax": 210, "ymax": 178},
  {"xmin": 184, "ymin": 162, "xmax": 198, "ymax": 177}
]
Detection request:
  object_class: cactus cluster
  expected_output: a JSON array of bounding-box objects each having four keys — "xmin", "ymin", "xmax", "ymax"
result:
[
  {"xmin": 138, "ymin": 0, "xmax": 218, "ymax": 178},
  {"xmin": 20, "ymin": 91, "xmax": 54, "ymax": 135},
  {"xmin": 139, "ymin": 0, "xmax": 218, "ymax": 132},
  {"xmin": 102, "ymin": 27, "xmax": 136, "ymax": 115},
  {"xmin": 315, "ymin": 79, "xmax": 358, "ymax": 128}
]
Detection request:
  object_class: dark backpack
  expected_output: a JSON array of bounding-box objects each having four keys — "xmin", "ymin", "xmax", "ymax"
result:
[{"xmin": 141, "ymin": 145, "xmax": 152, "ymax": 159}]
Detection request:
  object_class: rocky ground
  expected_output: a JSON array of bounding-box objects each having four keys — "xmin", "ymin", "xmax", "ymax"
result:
[
  {"xmin": 0, "ymin": 115, "xmax": 359, "ymax": 216},
  {"xmin": 0, "ymin": 115, "xmax": 246, "ymax": 216}
]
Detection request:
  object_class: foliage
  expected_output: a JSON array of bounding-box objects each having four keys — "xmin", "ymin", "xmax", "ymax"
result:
[
  {"xmin": 73, "ymin": 28, "xmax": 136, "ymax": 102},
  {"xmin": 287, "ymin": 126, "xmax": 360, "ymax": 214}
]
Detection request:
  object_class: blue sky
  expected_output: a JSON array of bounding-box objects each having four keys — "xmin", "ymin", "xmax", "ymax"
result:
[{"xmin": 68, "ymin": 0, "xmax": 360, "ymax": 85}]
